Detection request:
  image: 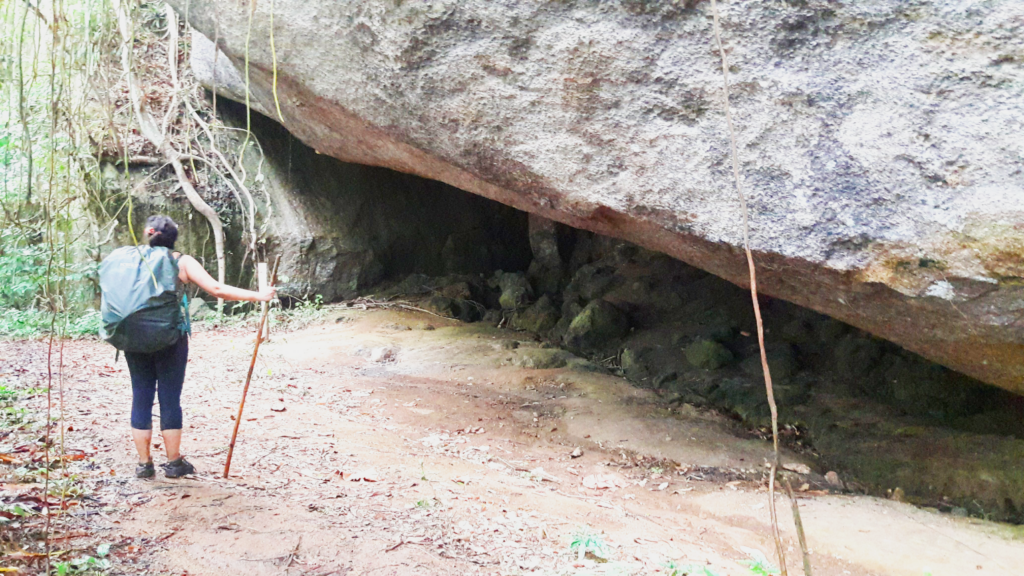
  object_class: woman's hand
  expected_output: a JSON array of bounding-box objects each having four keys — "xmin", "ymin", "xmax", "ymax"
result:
[{"xmin": 257, "ymin": 287, "xmax": 278, "ymax": 302}]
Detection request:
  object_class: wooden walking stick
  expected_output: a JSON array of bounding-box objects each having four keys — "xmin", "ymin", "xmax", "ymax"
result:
[{"xmin": 224, "ymin": 256, "xmax": 281, "ymax": 478}]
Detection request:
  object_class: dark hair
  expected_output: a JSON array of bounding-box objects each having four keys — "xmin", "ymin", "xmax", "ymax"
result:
[{"xmin": 146, "ymin": 215, "xmax": 179, "ymax": 249}]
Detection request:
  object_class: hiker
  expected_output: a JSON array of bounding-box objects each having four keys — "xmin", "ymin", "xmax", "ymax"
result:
[{"xmin": 100, "ymin": 215, "xmax": 275, "ymax": 479}]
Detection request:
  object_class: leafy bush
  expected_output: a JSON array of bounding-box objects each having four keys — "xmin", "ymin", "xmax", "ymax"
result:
[
  {"xmin": 0, "ymin": 228, "xmax": 50, "ymax": 310},
  {"xmin": 0, "ymin": 308, "xmax": 101, "ymax": 338}
]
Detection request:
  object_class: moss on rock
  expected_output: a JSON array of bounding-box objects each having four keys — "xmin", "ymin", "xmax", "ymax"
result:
[
  {"xmin": 564, "ymin": 300, "xmax": 630, "ymax": 352},
  {"xmin": 684, "ymin": 339, "xmax": 734, "ymax": 370},
  {"xmin": 513, "ymin": 348, "xmax": 573, "ymax": 369},
  {"xmin": 512, "ymin": 294, "xmax": 560, "ymax": 334},
  {"xmin": 496, "ymin": 271, "xmax": 533, "ymax": 310}
]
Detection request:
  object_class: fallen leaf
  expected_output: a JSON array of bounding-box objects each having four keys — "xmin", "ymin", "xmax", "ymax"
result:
[{"xmin": 584, "ymin": 551, "xmax": 608, "ymax": 563}]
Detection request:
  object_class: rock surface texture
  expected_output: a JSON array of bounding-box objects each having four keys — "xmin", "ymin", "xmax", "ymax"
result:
[
  {"xmin": 170, "ymin": 0, "xmax": 1024, "ymax": 394},
  {"xmin": 225, "ymin": 102, "xmax": 531, "ymax": 302}
]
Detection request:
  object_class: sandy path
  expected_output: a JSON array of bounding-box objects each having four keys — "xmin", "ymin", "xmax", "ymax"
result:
[{"xmin": 3, "ymin": 309, "xmax": 1021, "ymax": 575}]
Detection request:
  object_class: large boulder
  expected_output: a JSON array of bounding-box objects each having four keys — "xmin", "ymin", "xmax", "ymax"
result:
[{"xmin": 171, "ymin": 0, "xmax": 1024, "ymax": 394}]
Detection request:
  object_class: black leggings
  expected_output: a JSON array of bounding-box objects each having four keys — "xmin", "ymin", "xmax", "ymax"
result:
[{"xmin": 124, "ymin": 336, "xmax": 189, "ymax": 431}]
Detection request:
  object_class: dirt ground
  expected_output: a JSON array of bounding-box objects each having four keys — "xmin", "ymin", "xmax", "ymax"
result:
[{"xmin": 2, "ymin": 308, "xmax": 1023, "ymax": 575}]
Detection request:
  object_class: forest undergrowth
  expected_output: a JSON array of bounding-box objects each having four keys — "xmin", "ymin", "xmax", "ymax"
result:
[
  {"xmin": 0, "ymin": 1, "xmax": 284, "ymax": 573},
  {"xmin": 1, "ymin": 0, "xmax": 277, "ymax": 337}
]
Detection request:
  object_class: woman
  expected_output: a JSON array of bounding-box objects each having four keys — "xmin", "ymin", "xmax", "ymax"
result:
[{"xmin": 128, "ymin": 215, "xmax": 275, "ymax": 479}]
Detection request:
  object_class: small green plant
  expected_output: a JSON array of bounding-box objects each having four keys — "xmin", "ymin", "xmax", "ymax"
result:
[
  {"xmin": 0, "ymin": 502, "xmax": 34, "ymax": 524},
  {"xmin": 0, "ymin": 308, "xmax": 103, "ymax": 339},
  {"xmin": 48, "ymin": 475, "xmax": 88, "ymax": 498},
  {"xmin": 296, "ymin": 294, "xmax": 323, "ymax": 314},
  {"xmin": 740, "ymin": 548, "xmax": 780, "ymax": 576},
  {"xmin": 569, "ymin": 526, "xmax": 608, "ymax": 561},
  {"xmin": 0, "ymin": 383, "xmax": 47, "ymax": 405},
  {"xmin": 415, "ymin": 498, "xmax": 435, "ymax": 509},
  {"xmin": 0, "ymin": 383, "xmax": 17, "ymax": 402},
  {"xmin": 1, "ymin": 406, "xmax": 32, "ymax": 426},
  {"xmin": 67, "ymin": 310, "xmax": 103, "ymax": 337},
  {"xmin": 53, "ymin": 543, "xmax": 112, "ymax": 575}
]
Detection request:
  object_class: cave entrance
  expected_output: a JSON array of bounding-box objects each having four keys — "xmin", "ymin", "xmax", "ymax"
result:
[{"xmin": 229, "ymin": 100, "xmax": 1022, "ymax": 523}]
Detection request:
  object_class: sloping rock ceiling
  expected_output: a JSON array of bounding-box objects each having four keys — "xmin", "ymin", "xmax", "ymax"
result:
[{"xmin": 169, "ymin": 0, "xmax": 1024, "ymax": 394}]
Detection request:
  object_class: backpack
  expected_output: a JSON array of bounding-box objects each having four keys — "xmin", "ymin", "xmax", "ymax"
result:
[{"xmin": 99, "ymin": 245, "xmax": 191, "ymax": 353}]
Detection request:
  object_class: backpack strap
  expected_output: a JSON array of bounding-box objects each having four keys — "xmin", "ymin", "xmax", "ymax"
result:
[
  {"xmin": 172, "ymin": 253, "xmax": 192, "ymax": 337},
  {"xmin": 181, "ymin": 291, "xmax": 192, "ymax": 337}
]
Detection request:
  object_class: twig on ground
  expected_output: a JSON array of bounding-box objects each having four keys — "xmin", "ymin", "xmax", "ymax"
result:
[
  {"xmin": 785, "ymin": 479, "xmax": 813, "ymax": 576},
  {"xmin": 343, "ymin": 297, "xmax": 448, "ymax": 319}
]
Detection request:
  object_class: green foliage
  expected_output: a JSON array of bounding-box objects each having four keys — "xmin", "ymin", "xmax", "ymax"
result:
[
  {"xmin": 0, "ymin": 308, "xmax": 101, "ymax": 338},
  {"xmin": 739, "ymin": 549, "xmax": 780, "ymax": 576},
  {"xmin": 53, "ymin": 543, "xmax": 112, "ymax": 575},
  {"xmin": 296, "ymin": 293, "xmax": 324, "ymax": 315},
  {"xmin": 189, "ymin": 295, "xmax": 331, "ymax": 334},
  {"xmin": 0, "ymin": 382, "xmax": 17, "ymax": 403},
  {"xmin": 68, "ymin": 309, "xmax": 102, "ymax": 335},
  {"xmin": 0, "ymin": 502, "xmax": 34, "ymax": 521},
  {"xmin": 569, "ymin": 526, "xmax": 608, "ymax": 560},
  {"xmin": 0, "ymin": 228, "xmax": 50, "ymax": 309},
  {"xmin": 0, "ymin": 379, "xmax": 35, "ymax": 424},
  {"xmin": 0, "ymin": 381, "xmax": 46, "ymax": 404},
  {"xmin": 0, "ymin": 0, "xmax": 113, "ymax": 336},
  {"xmin": 415, "ymin": 498, "xmax": 437, "ymax": 509},
  {"xmin": 284, "ymin": 294, "xmax": 328, "ymax": 328},
  {"xmin": 0, "ymin": 225, "xmax": 102, "ymax": 335},
  {"xmin": 0, "ymin": 308, "xmax": 55, "ymax": 337}
]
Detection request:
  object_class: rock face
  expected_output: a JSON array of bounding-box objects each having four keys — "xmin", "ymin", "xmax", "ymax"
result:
[
  {"xmin": 170, "ymin": 0, "xmax": 1024, "ymax": 394},
  {"xmin": 224, "ymin": 101, "xmax": 532, "ymax": 302}
]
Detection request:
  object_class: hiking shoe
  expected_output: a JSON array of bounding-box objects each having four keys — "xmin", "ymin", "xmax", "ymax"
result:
[
  {"xmin": 161, "ymin": 457, "xmax": 196, "ymax": 478},
  {"xmin": 136, "ymin": 461, "xmax": 155, "ymax": 479}
]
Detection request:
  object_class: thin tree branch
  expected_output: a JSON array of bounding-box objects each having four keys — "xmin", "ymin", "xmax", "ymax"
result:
[
  {"xmin": 111, "ymin": 0, "xmax": 227, "ymax": 312},
  {"xmin": 20, "ymin": 0, "xmax": 48, "ymax": 26},
  {"xmin": 708, "ymin": 0, "xmax": 789, "ymax": 573}
]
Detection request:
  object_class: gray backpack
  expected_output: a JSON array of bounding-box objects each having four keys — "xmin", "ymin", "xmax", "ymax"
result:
[{"xmin": 99, "ymin": 246, "xmax": 190, "ymax": 353}]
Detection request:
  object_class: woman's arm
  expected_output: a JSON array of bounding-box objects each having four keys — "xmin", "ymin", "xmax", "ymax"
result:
[{"xmin": 177, "ymin": 255, "xmax": 276, "ymax": 302}]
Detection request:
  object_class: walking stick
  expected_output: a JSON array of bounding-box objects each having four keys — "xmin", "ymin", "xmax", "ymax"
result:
[{"xmin": 224, "ymin": 256, "xmax": 281, "ymax": 478}]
